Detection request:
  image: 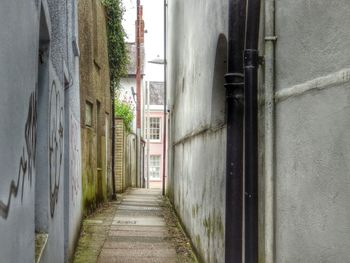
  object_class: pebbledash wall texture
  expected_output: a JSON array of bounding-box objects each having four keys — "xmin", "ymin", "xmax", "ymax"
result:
[
  {"xmin": 0, "ymin": 0, "xmax": 82, "ymax": 262},
  {"xmin": 168, "ymin": 0, "xmax": 350, "ymax": 262},
  {"xmin": 274, "ymin": 1, "xmax": 350, "ymax": 262}
]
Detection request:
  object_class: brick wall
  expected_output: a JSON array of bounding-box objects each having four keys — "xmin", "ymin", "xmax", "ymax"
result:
[{"xmin": 115, "ymin": 118, "xmax": 125, "ymax": 193}]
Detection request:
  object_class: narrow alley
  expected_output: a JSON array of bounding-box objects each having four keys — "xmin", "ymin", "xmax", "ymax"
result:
[
  {"xmin": 73, "ymin": 189, "xmax": 197, "ymax": 263},
  {"xmin": 2, "ymin": 0, "xmax": 350, "ymax": 262}
]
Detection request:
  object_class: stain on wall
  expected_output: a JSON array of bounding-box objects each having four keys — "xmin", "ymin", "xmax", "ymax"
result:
[{"xmin": 78, "ymin": 0, "xmax": 112, "ymax": 214}]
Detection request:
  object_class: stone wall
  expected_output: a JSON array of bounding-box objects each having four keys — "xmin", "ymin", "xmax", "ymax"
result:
[{"xmin": 78, "ymin": 0, "xmax": 112, "ymax": 214}]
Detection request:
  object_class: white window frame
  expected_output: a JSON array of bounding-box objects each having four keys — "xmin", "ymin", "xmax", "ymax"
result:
[
  {"xmin": 145, "ymin": 117, "xmax": 161, "ymax": 142},
  {"xmin": 149, "ymin": 155, "xmax": 161, "ymax": 180}
]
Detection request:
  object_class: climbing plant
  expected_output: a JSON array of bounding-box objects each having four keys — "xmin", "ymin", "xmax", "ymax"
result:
[
  {"xmin": 102, "ymin": 0, "xmax": 133, "ymax": 130},
  {"xmin": 114, "ymin": 97, "xmax": 134, "ymax": 132},
  {"xmin": 102, "ymin": 0, "xmax": 129, "ymax": 88}
]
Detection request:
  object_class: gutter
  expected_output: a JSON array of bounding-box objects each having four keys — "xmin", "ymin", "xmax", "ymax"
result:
[
  {"xmin": 244, "ymin": 0, "xmax": 261, "ymax": 261},
  {"xmin": 225, "ymin": 0, "xmax": 262, "ymax": 261},
  {"xmin": 224, "ymin": 0, "xmax": 246, "ymax": 261},
  {"xmin": 162, "ymin": 0, "xmax": 167, "ymax": 196},
  {"xmin": 264, "ymin": 0, "xmax": 276, "ymax": 261}
]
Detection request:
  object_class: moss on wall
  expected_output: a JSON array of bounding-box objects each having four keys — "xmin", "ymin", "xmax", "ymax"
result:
[{"xmin": 78, "ymin": 0, "xmax": 112, "ymax": 216}]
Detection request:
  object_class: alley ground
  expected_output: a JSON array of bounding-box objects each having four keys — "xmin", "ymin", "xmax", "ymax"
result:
[{"xmin": 73, "ymin": 189, "xmax": 198, "ymax": 263}]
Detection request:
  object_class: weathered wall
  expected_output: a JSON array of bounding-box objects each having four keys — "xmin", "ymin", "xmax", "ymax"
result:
[
  {"xmin": 78, "ymin": 0, "xmax": 112, "ymax": 214},
  {"xmin": 0, "ymin": 3, "xmax": 39, "ymax": 262},
  {"xmin": 0, "ymin": 0, "xmax": 81, "ymax": 262},
  {"xmin": 167, "ymin": 0, "xmax": 228, "ymax": 262},
  {"xmin": 64, "ymin": 0, "xmax": 83, "ymax": 261},
  {"xmin": 273, "ymin": 1, "xmax": 350, "ymax": 262}
]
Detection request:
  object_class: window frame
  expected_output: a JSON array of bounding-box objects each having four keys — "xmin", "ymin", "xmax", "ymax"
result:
[
  {"xmin": 85, "ymin": 100, "xmax": 93, "ymax": 127},
  {"xmin": 145, "ymin": 116, "xmax": 162, "ymax": 142},
  {"xmin": 149, "ymin": 155, "xmax": 161, "ymax": 181}
]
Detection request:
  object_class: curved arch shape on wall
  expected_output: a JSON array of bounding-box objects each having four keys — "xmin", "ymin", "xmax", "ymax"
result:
[{"xmin": 211, "ymin": 34, "xmax": 228, "ymax": 128}]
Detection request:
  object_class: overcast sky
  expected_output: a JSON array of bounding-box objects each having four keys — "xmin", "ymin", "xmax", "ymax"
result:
[
  {"xmin": 122, "ymin": 0, "xmax": 164, "ymax": 80},
  {"xmin": 122, "ymin": 0, "xmax": 164, "ymax": 60}
]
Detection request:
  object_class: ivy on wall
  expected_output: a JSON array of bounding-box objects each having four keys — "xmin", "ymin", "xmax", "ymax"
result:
[
  {"xmin": 102, "ymin": 0, "xmax": 134, "ymax": 130},
  {"xmin": 102, "ymin": 0, "xmax": 129, "ymax": 87}
]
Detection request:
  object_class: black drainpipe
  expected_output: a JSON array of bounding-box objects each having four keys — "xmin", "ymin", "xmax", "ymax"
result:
[
  {"xmin": 224, "ymin": 0, "xmax": 246, "ymax": 261},
  {"xmin": 244, "ymin": 0, "xmax": 261, "ymax": 261}
]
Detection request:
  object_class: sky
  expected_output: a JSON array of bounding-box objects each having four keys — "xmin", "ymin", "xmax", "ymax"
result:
[{"xmin": 122, "ymin": 0, "xmax": 165, "ymax": 81}]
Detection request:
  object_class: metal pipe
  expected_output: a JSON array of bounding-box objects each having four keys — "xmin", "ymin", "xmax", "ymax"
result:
[
  {"xmin": 136, "ymin": 0, "xmax": 141, "ymax": 129},
  {"xmin": 146, "ymin": 81, "xmax": 150, "ymax": 189},
  {"xmin": 264, "ymin": 0, "xmax": 276, "ymax": 261},
  {"xmin": 225, "ymin": 0, "xmax": 246, "ymax": 261},
  {"xmin": 111, "ymin": 87, "xmax": 117, "ymax": 200},
  {"xmin": 244, "ymin": 0, "xmax": 261, "ymax": 261},
  {"xmin": 135, "ymin": 0, "xmax": 141, "ymax": 188},
  {"xmin": 162, "ymin": 0, "xmax": 167, "ymax": 196}
]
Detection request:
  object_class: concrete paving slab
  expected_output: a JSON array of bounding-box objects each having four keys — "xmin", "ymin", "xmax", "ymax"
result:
[
  {"xmin": 126, "ymin": 191, "xmax": 162, "ymax": 196},
  {"xmin": 74, "ymin": 189, "xmax": 197, "ymax": 263},
  {"xmin": 112, "ymin": 217, "xmax": 165, "ymax": 226},
  {"xmin": 117, "ymin": 206, "xmax": 163, "ymax": 212},
  {"xmin": 106, "ymin": 235, "xmax": 171, "ymax": 243},
  {"xmin": 120, "ymin": 201, "xmax": 162, "ymax": 207},
  {"xmin": 102, "ymin": 241, "xmax": 174, "ymax": 249},
  {"xmin": 108, "ymin": 229, "xmax": 168, "ymax": 238},
  {"xmin": 109, "ymin": 225, "xmax": 168, "ymax": 232},
  {"xmin": 97, "ymin": 256, "xmax": 177, "ymax": 263},
  {"xmin": 99, "ymin": 248, "xmax": 177, "ymax": 258},
  {"xmin": 122, "ymin": 195, "xmax": 162, "ymax": 201}
]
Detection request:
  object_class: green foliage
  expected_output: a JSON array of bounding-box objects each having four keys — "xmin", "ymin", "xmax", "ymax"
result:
[
  {"xmin": 115, "ymin": 98, "xmax": 134, "ymax": 132},
  {"xmin": 102, "ymin": 0, "xmax": 129, "ymax": 88},
  {"xmin": 102, "ymin": 0, "xmax": 133, "ymax": 131}
]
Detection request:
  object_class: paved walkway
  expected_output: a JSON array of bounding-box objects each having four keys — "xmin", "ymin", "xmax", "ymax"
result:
[{"xmin": 73, "ymin": 189, "xmax": 197, "ymax": 263}]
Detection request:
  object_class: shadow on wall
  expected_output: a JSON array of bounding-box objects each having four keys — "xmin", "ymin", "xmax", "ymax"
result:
[{"xmin": 211, "ymin": 34, "xmax": 228, "ymax": 128}]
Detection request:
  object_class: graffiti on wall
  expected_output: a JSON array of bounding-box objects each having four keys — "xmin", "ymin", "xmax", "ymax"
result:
[
  {"xmin": 0, "ymin": 91, "xmax": 37, "ymax": 220},
  {"xmin": 49, "ymin": 81, "xmax": 64, "ymax": 217},
  {"xmin": 70, "ymin": 113, "xmax": 81, "ymax": 206}
]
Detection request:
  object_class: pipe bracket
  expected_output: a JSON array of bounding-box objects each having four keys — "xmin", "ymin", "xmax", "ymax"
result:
[
  {"xmin": 225, "ymin": 73, "xmax": 244, "ymax": 85},
  {"xmin": 258, "ymin": 56, "xmax": 265, "ymax": 66},
  {"xmin": 225, "ymin": 73, "xmax": 244, "ymax": 102},
  {"xmin": 244, "ymin": 49, "xmax": 259, "ymax": 67},
  {"xmin": 265, "ymin": 36, "xmax": 278, "ymax": 41}
]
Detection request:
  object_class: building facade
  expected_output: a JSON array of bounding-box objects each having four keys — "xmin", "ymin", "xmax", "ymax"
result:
[
  {"xmin": 78, "ymin": 0, "xmax": 112, "ymax": 212},
  {"xmin": 0, "ymin": 0, "xmax": 82, "ymax": 262},
  {"xmin": 119, "ymin": 41, "xmax": 145, "ymax": 189},
  {"xmin": 145, "ymin": 81, "xmax": 167, "ymax": 189},
  {"xmin": 167, "ymin": 0, "xmax": 350, "ymax": 262}
]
